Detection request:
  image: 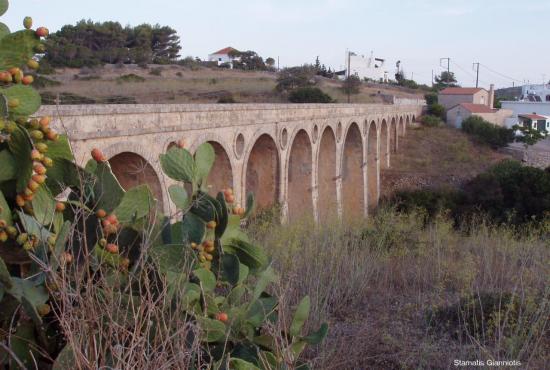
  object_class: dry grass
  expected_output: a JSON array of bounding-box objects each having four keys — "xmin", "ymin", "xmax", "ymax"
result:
[
  {"xmin": 381, "ymin": 125, "xmax": 512, "ymax": 197},
  {"xmin": 249, "ymin": 210, "xmax": 550, "ymax": 369},
  {"xmin": 39, "ymin": 64, "xmax": 424, "ymax": 104}
]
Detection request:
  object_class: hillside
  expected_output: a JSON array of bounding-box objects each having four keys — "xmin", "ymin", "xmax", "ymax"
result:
[
  {"xmin": 380, "ymin": 124, "xmax": 511, "ymax": 198},
  {"xmin": 36, "ymin": 64, "xmax": 425, "ymax": 105}
]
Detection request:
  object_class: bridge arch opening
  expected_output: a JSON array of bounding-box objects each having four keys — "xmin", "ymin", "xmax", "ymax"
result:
[
  {"xmin": 317, "ymin": 126, "xmax": 338, "ymax": 223},
  {"xmin": 390, "ymin": 118, "xmax": 397, "ymax": 153},
  {"xmin": 109, "ymin": 152, "xmax": 164, "ymax": 210},
  {"xmin": 245, "ymin": 134, "xmax": 280, "ymax": 211},
  {"xmin": 342, "ymin": 122, "xmax": 364, "ymax": 219},
  {"xmin": 399, "ymin": 117, "xmax": 405, "ymax": 136},
  {"xmin": 205, "ymin": 141, "xmax": 233, "ymax": 196},
  {"xmin": 288, "ymin": 130, "xmax": 313, "ymax": 221},
  {"xmin": 380, "ymin": 120, "xmax": 389, "ymax": 169},
  {"xmin": 367, "ymin": 122, "xmax": 379, "ymax": 211}
]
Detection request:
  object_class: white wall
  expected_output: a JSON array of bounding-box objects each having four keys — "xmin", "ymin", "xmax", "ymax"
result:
[
  {"xmin": 501, "ymin": 101, "xmax": 550, "ymax": 128},
  {"xmin": 208, "ymin": 54, "xmax": 233, "ymax": 65},
  {"xmin": 346, "ymin": 53, "xmax": 387, "ymax": 82}
]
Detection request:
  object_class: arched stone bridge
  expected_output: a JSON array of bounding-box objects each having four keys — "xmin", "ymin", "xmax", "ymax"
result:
[{"xmin": 40, "ymin": 103, "xmax": 423, "ymax": 222}]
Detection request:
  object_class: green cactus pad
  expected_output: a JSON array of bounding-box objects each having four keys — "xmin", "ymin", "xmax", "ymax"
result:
[
  {"xmin": 0, "ymin": 255, "xmax": 13, "ymax": 289},
  {"xmin": 196, "ymin": 316, "xmax": 226, "ymax": 342},
  {"xmin": 0, "ymin": 22, "xmax": 9, "ymax": 41},
  {"xmin": 194, "ymin": 142, "xmax": 215, "ymax": 185},
  {"xmin": 0, "ymin": 149, "xmax": 16, "ymax": 182},
  {"xmin": 159, "ymin": 146, "xmax": 195, "ymax": 183},
  {"xmin": 0, "ymin": 29, "xmax": 41, "ymax": 71},
  {"xmin": 0, "ymin": 0, "xmax": 8, "ymax": 17},
  {"xmin": 114, "ymin": 184, "xmax": 156, "ymax": 224},
  {"xmin": 181, "ymin": 212, "xmax": 206, "ymax": 244},
  {"xmin": 0, "ymin": 190, "xmax": 12, "ymax": 225},
  {"xmin": 2, "ymin": 84, "xmax": 41, "ymax": 117},
  {"xmin": 290, "ymin": 296, "xmax": 310, "ymax": 337},
  {"xmin": 224, "ymin": 239, "xmax": 269, "ymax": 273},
  {"xmin": 31, "ymin": 186, "xmax": 57, "ymax": 226},
  {"xmin": 168, "ymin": 185, "xmax": 188, "ymax": 209},
  {"xmin": 92, "ymin": 161, "xmax": 125, "ymax": 212},
  {"xmin": 7, "ymin": 125, "xmax": 33, "ymax": 192}
]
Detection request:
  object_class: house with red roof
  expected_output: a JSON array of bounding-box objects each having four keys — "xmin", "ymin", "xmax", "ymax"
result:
[
  {"xmin": 518, "ymin": 114, "xmax": 550, "ymax": 133},
  {"xmin": 438, "ymin": 86, "xmax": 494, "ymax": 111},
  {"xmin": 446, "ymin": 103, "xmax": 513, "ymax": 128},
  {"xmin": 208, "ymin": 47, "xmax": 240, "ymax": 68}
]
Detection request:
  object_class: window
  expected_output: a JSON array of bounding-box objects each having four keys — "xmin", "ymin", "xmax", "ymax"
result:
[
  {"xmin": 218, "ymin": 57, "xmax": 222, "ymax": 62},
  {"xmin": 546, "ymin": 95, "xmax": 550, "ymax": 102}
]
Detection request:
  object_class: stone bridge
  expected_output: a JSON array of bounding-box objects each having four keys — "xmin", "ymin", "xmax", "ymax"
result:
[{"xmin": 39, "ymin": 103, "xmax": 423, "ymax": 222}]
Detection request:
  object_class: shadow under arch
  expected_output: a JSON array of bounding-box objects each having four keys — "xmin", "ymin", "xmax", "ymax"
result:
[
  {"xmin": 109, "ymin": 152, "xmax": 165, "ymax": 211},
  {"xmin": 317, "ymin": 125, "xmax": 338, "ymax": 223},
  {"xmin": 244, "ymin": 133, "xmax": 280, "ymax": 211},
  {"xmin": 367, "ymin": 121, "xmax": 379, "ymax": 211},
  {"xmin": 287, "ymin": 129, "xmax": 313, "ymax": 222},
  {"xmin": 341, "ymin": 122, "xmax": 364, "ymax": 219}
]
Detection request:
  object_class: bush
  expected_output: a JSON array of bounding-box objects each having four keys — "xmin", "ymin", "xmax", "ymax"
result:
[
  {"xmin": 462, "ymin": 116, "xmax": 515, "ymax": 148},
  {"xmin": 288, "ymin": 87, "xmax": 333, "ymax": 103},
  {"xmin": 421, "ymin": 115, "xmax": 442, "ymax": 127},
  {"xmin": 149, "ymin": 67, "xmax": 163, "ymax": 76},
  {"xmin": 217, "ymin": 94, "xmax": 236, "ymax": 103},
  {"xmin": 116, "ymin": 73, "xmax": 146, "ymax": 83},
  {"xmin": 341, "ymin": 75, "xmax": 362, "ymax": 95},
  {"xmin": 390, "ymin": 188, "xmax": 462, "ymax": 223},
  {"xmin": 462, "ymin": 160, "xmax": 550, "ymax": 224},
  {"xmin": 276, "ymin": 65, "xmax": 316, "ymax": 92},
  {"xmin": 428, "ymin": 103, "xmax": 445, "ymax": 119},
  {"xmin": 425, "ymin": 92, "xmax": 438, "ymax": 106}
]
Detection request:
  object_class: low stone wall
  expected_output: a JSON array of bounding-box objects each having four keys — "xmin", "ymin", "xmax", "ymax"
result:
[{"xmin": 524, "ymin": 150, "xmax": 550, "ymax": 169}]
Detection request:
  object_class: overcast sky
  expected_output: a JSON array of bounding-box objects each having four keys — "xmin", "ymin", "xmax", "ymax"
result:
[{"xmin": 3, "ymin": 0, "xmax": 548, "ymax": 88}]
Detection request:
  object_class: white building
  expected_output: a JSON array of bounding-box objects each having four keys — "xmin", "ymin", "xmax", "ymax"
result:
[
  {"xmin": 208, "ymin": 47, "xmax": 239, "ymax": 68},
  {"xmin": 500, "ymin": 84, "xmax": 550, "ymax": 128},
  {"xmin": 341, "ymin": 51, "xmax": 389, "ymax": 82}
]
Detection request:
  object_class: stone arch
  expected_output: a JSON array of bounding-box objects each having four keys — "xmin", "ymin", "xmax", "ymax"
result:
[
  {"xmin": 367, "ymin": 121, "xmax": 379, "ymax": 211},
  {"xmin": 380, "ymin": 119, "xmax": 390, "ymax": 169},
  {"xmin": 244, "ymin": 133, "xmax": 280, "ymax": 211},
  {"xmin": 103, "ymin": 142, "xmax": 167, "ymax": 211},
  {"xmin": 341, "ymin": 122, "xmax": 364, "ymax": 219},
  {"xmin": 390, "ymin": 118, "xmax": 398, "ymax": 153},
  {"xmin": 317, "ymin": 125, "xmax": 338, "ymax": 222},
  {"xmin": 287, "ymin": 129, "xmax": 314, "ymax": 221},
  {"xmin": 204, "ymin": 141, "xmax": 233, "ymax": 196},
  {"xmin": 108, "ymin": 152, "xmax": 165, "ymax": 212}
]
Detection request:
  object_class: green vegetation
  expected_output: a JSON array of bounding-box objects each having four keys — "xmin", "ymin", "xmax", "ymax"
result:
[
  {"xmin": 421, "ymin": 115, "xmax": 443, "ymax": 127},
  {"xmin": 390, "ymin": 160, "xmax": 550, "ymax": 226},
  {"xmin": 116, "ymin": 73, "xmax": 146, "ymax": 83},
  {"xmin": 427, "ymin": 102, "xmax": 445, "ymax": 119},
  {"xmin": 289, "ymin": 87, "xmax": 333, "ymax": 103},
  {"xmin": 461, "ymin": 116, "xmax": 515, "ymax": 148},
  {"xmin": 340, "ymin": 75, "xmax": 361, "ymax": 95},
  {"xmin": 0, "ymin": 6, "xmax": 326, "ymax": 368},
  {"xmin": 45, "ymin": 20, "xmax": 181, "ymax": 67}
]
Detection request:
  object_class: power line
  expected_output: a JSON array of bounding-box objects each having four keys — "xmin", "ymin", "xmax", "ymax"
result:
[{"xmin": 479, "ymin": 63, "xmax": 523, "ymax": 84}]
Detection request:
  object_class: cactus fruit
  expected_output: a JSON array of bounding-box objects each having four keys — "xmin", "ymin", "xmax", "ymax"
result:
[
  {"xmin": 215, "ymin": 312, "xmax": 229, "ymax": 322},
  {"xmin": 34, "ymin": 163, "xmax": 47, "ymax": 175},
  {"xmin": 23, "ymin": 17, "xmax": 33, "ymax": 30},
  {"xmin": 42, "ymin": 156, "xmax": 53, "ymax": 167},
  {"xmin": 0, "ymin": 230, "xmax": 7, "ymax": 242},
  {"xmin": 206, "ymin": 220, "xmax": 216, "ymax": 229},
  {"xmin": 8, "ymin": 98, "xmax": 19, "ymax": 108},
  {"xmin": 96, "ymin": 209, "xmax": 107, "ymax": 218},
  {"xmin": 91, "ymin": 148, "xmax": 107, "ymax": 162},
  {"xmin": 37, "ymin": 304, "xmax": 51, "ymax": 316},
  {"xmin": 105, "ymin": 243, "xmax": 119, "ymax": 254},
  {"xmin": 27, "ymin": 59, "xmax": 39, "ymax": 69},
  {"xmin": 22, "ymin": 75, "xmax": 33, "ymax": 85},
  {"xmin": 55, "ymin": 202, "xmax": 65, "ymax": 213},
  {"xmin": 36, "ymin": 27, "xmax": 49, "ymax": 37}
]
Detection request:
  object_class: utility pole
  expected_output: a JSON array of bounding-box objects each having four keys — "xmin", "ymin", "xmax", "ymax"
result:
[
  {"xmin": 277, "ymin": 56, "xmax": 280, "ymax": 72},
  {"xmin": 473, "ymin": 62, "xmax": 480, "ymax": 88},
  {"xmin": 440, "ymin": 57, "xmax": 451, "ymax": 86},
  {"xmin": 431, "ymin": 69, "xmax": 434, "ymax": 87},
  {"xmin": 347, "ymin": 50, "xmax": 351, "ymax": 104}
]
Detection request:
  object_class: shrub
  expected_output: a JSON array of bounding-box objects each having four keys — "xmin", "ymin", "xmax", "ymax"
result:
[
  {"xmin": 288, "ymin": 87, "xmax": 333, "ymax": 103},
  {"xmin": 276, "ymin": 65, "xmax": 316, "ymax": 92},
  {"xmin": 341, "ymin": 75, "xmax": 362, "ymax": 95},
  {"xmin": 425, "ymin": 92, "xmax": 438, "ymax": 106},
  {"xmin": 217, "ymin": 93, "xmax": 236, "ymax": 103},
  {"xmin": 428, "ymin": 103, "xmax": 445, "ymax": 119},
  {"xmin": 116, "ymin": 73, "xmax": 146, "ymax": 83},
  {"xmin": 149, "ymin": 67, "xmax": 163, "ymax": 76},
  {"xmin": 462, "ymin": 116, "xmax": 515, "ymax": 148},
  {"xmin": 421, "ymin": 115, "xmax": 442, "ymax": 127},
  {"xmin": 390, "ymin": 188, "xmax": 462, "ymax": 223},
  {"xmin": 462, "ymin": 160, "xmax": 550, "ymax": 224}
]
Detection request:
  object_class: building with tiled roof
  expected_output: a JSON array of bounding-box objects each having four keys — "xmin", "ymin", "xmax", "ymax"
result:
[
  {"xmin": 208, "ymin": 47, "xmax": 240, "ymax": 68},
  {"xmin": 438, "ymin": 86, "xmax": 494, "ymax": 111}
]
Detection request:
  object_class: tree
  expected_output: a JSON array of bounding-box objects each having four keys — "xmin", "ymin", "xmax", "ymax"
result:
[
  {"xmin": 513, "ymin": 124, "xmax": 547, "ymax": 148},
  {"xmin": 341, "ymin": 75, "xmax": 362, "ymax": 95},
  {"xmin": 276, "ymin": 65, "xmax": 316, "ymax": 92},
  {"xmin": 231, "ymin": 50, "xmax": 267, "ymax": 71},
  {"xmin": 265, "ymin": 57, "xmax": 276, "ymax": 68},
  {"xmin": 434, "ymin": 71, "xmax": 458, "ymax": 89},
  {"xmin": 288, "ymin": 87, "xmax": 333, "ymax": 103}
]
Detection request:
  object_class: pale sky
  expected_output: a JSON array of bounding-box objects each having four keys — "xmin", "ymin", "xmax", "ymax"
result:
[{"xmin": 3, "ymin": 0, "xmax": 548, "ymax": 88}]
